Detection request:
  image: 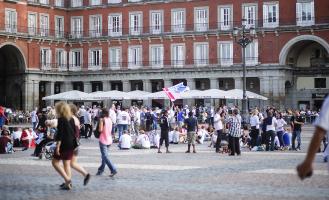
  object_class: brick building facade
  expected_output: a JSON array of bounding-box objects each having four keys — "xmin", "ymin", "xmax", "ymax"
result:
[{"xmin": 0, "ymin": 0, "xmax": 328, "ymax": 110}]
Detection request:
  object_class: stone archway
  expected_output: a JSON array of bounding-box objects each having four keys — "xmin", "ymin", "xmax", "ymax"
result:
[
  {"xmin": 0, "ymin": 43, "xmax": 26, "ymax": 110},
  {"xmin": 279, "ymin": 35, "xmax": 329, "ymax": 65}
]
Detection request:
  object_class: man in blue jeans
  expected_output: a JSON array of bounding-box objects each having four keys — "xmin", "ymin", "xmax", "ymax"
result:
[{"xmin": 291, "ymin": 111, "xmax": 305, "ymax": 151}]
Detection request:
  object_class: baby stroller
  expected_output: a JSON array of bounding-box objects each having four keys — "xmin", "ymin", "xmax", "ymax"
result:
[{"xmin": 39, "ymin": 141, "xmax": 56, "ymax": 160}]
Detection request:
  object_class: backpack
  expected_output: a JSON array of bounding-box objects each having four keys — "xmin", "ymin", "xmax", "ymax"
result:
[{"xmin": 94, "ymin": 120, "xmax": 104, "ymax": 139}]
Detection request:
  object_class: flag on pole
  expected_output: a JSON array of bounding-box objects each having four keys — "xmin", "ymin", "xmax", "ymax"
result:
[{"xmin": 163, "ymin": 82, "xmax": 190, "ymax": 102}]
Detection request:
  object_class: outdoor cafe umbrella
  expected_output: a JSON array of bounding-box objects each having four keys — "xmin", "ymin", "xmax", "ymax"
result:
[{"xmin": 42, "ymin": 90, "xmax": 93, "ymax": 101}]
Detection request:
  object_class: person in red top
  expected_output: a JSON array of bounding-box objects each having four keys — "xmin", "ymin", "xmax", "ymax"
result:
[{"xmin": 0, "ymin": 129, "xmax": 12, "ymax": 154}]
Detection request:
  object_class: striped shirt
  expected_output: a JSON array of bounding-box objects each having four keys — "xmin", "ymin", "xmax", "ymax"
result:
[{"xmin": 226, "ymin": 115, "xmax": 242, "ymax": 137}]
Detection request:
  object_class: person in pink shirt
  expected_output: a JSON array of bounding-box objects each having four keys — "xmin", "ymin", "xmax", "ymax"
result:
[{"xmin": 96, "ymin": 108, "xmax": 117, "ymax": 177}]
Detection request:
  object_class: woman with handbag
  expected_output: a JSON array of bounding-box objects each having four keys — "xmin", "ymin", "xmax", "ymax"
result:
[{"xmin": 96, "ymin": 108, "xmax": 117, "ymax": 177}]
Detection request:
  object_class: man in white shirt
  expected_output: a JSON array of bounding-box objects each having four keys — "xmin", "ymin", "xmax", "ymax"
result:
[
  {"xmin": 214, "ymin": 108, "xmax": 224, "ymax": 152},
  {"xmin": 109, "ymin": 104, "xmax": 117, "ymax": 138},
  {"xmin": 249, "ymin": 109, "xmax": 261, "ymax": 148},
  {"xmin": 133, "ymin": 130, "xmax": 150, "ymax": 149},
  {"xmin": 133, "ymin": 107, "xmax": 141, "ymax": 135},
  {"xmin": 116, "ymin": 107, "xmax": 130, "ymax": 140},
  {"xmin": 31, "ymin": 108, "xmax": 38, "ymax": 130},
  {"xmin": 84, "ymin": 107, "xmax": 93, "ymax": 138},
  {"xmin": 119, "ymin": 130, "xmax": 132, "ymax": 150},
  {"xmin": 297, "ymin": 96, "xmax": 329, "ymax": 179}
]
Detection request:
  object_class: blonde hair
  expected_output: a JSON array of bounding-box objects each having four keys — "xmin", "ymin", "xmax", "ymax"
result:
[{"xmin": 55, "ymin": 101, "xmax": 72, "ymax": 120}]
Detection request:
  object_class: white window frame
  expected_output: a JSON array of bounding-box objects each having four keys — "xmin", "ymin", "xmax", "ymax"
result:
[
  {"xmin": 218, "ymin": 5, "xmax": 233, "ymax": 30},
  {"xmin": 28, "ymin": 12, "xmax": 37, "ymax": 35},
  {"xmin": 55, "ymin": 0, "xmax": 64, "ymax": 7},
  {"xmin": 109, "ymin": 47, "xmax": 122, "ymax": 69},
  {"xmin": 5, "ymin": 9, "xmax": 17, "ymax": 33},
  {"xmin": 89, "ymin": 15, "xmax": 102, "ymax": 37},
  {"xmin": 296, "ymin": 1, "xmax": 315, "ymax": 26},
  {"xmin": 149, "ymin": 44, "xmax": 164, "ymax": 68},
  {"xmin": 129, "ymin": 12, "xmax": 143, "ymax": 36},
  {"xmin": 71, "ymin": 0, "xmax": 82, "ymax": 7},
  {"xmin": 40, "ymin": 47, "xmax": 52, "ymax": 70},
  {"xmin": 55, "ymin": 16, "xmax": 64, "ymax": 38},
  {"xmin": 242, "ymin": 4, "xmax": 257, "ymax": 29},
  {"xmin": 90, "ymin": 0, "xmax": 101, "ymax": 6},
  {"xmin": 245, "ymin": 40, "xmax": 259, "ymax": 66},
  {"xmin": 194, "ymin": 42, "xmax": 209, "ymax": 66},
  {"xmin": 88, "ymin": 48, "xmax": 102, "ymax": 70},
  {"xmin": 40, "ymin": 13, "xmax": 49, "ymax": 37},
  {"xmin": 263, "ymin": 2, "xmax": 279, "ymax": 28},
  {"xmin": 150, "ymin": 10, "xmax": 163, "ymax": 34},
  {"xmin": 71, "ymin": 16, "xmax": 83, "ymax": 39},
  {"xmin": 171, "ymin": 8, "xmax": 185, "ymax": 33},
  {"xmin": 171, "ymin": 43, "xmax": 185, "ymax": 67},
  {"xmin": 194, "ymin": 7, "xmax": 209, "ymax": 32},
  {"xmin": 39, "ymin": 0, "xmax": 49, "ymax": 4},
  {"xmin": 128, "ymin": 45, "xmax": 142, "ymax": 69},
  {"xmin": 56, "ymin": 48, "xmax": 67, "ymax": 70},
  {"xmin": 69, "ymin": 49, "xmax": 83, "ymax": 71},
  {"xmin": 108, "ymin": 0, "xmax": 122, "ymax": 3},
  {"xmin": 218, "ymin": 41, "xmax": 233, "ymax": 66},
  {"xmin": 108, "ymin": 13, "xmax": 122, "ymax": 36}
]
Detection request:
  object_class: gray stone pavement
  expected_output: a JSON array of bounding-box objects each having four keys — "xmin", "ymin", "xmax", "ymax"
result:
[{"xmin": 0, "ymin": 125, "xmax": 328, "ymax": 200}]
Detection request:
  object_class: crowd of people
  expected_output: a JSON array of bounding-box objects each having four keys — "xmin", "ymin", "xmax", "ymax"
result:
[{"xmin": 0, "ymin": 99, "xmax": 328, "ymax": 186}]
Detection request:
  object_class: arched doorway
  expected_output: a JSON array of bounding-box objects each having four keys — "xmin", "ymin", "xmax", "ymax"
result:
[{"xmin": 0, "ymin": 44, "xmax": 26, "ymax": 110}]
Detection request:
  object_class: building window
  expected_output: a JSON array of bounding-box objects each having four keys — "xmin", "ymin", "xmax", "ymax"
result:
[
  {"xmin": 172, "ymin": 9, "xmax": 185, "ymax": 33},
  {"xmin": 218, "ymin": 6, "xmax": 232, "ymax": 30},
  {"xmin": 243, "ymin": 5, "xmax": 257, "ymax": 28},
  {"xmin": 89, "ymin": 15, "xmax": 102, "ymax": 37},
  {"xmin": 296, "ymin": 1, "xmax": 314, "ymax": 26},
  {"xmin": 109, "ymin": 47, "xmax": 121, "ymax": 69},
  {"xmin": 218, "ymin": 42, "xmax": 233, "ymax": 66},
  {"xmin": 108, "ymin": 14, "xmax": 122, "ymax": 36},
  {"xmin": 194, "ymin": 43, "xmax": 209, "ymax": 66},
  {"xmin": 71, "ymin": 0, "xmax": 82, "ymax": 7},
  {"xmin": 71, "ymin": 17, "xmax": 83, "ymax": 38},
  {"xmin": 108, "ymin": 0, "xmax": 121, "ymax": 3},
  {"xmin": 88, "ymin": 49, "xmax": 102, "ymax": 70},
  {"xmin": 314, "ymin": 78, "xmax": 326, "ymax": 88},
  {"xmin": 194, "ymin": 7, "xmax": 209, "ymax": 32},
  {"xmin": 150, "ymin": 11, "xmax": 163, "ymax": 34},
  {"xmin": 150, "ymin": 45, "xmax": 163, "ymax": 67},
  {"xmin": 129, "ymin": 12, "xmax": 142, "ymax": 35},
  {"xmin": 55, "ymin": 0, "xmax": 64, "ymax": 7},
  {"xmin": 69, "ymin": 49, "xmax": 82, "ymax": 70},
  {"xmin": 55, "ymin": 16, "xmax": 64, "ymax": 38},
  {"xmin": 40, "ymin": 48, "xmax": 51, "ymax": 70},
  {"xmin": 172, "ymin": 44, "xmax": 185, "ymax": 67},
  {"xmin": 5, "ymin": 9, "xmax": 17, "ymax": 33},
  {"xmin": 39, "ymin": 0, "xmax": 49, "ymax": 4},
  {"xmin": 56, "ymin": 49, "xmax": 66, "ymax": 70},
  {"xmin": 245, "ymin": 40, "xmax": 258, "ymax": 66},
  {"xmin": 40, "ymin": 14, "xmax": 49, "ymax": 37},
  {"xmin": 128, "ymin": 46, "xmax": 142, "ymax": 68},
  {"xmin": 263, "ymin": 3, "xmax": 279, "ymax": 28},
  {"xmin": 90, "ymin": 0, "xmax": 101, "ymax": 6},
  {"xmin": 28, "ymin": 13, "xmax": 37, "ymax": 35}
]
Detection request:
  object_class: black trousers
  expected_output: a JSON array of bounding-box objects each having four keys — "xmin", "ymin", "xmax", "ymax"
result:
[
  {"xmin": 215, "ymin": 129, "xmax": 223, "ymax": 152},
  {"xmin": 250, "ymin": 128, "xmax": 259, "ymax": 148},
  {"xmin": 265, "ymin": 130, "xmax": 276, "ymax": 151},
  {"xmin": 85, "ymin": 124, "xmax": 93, "ymax": 138},
  {"xmin": 160, "ymin": 130, "xmax": 169, "ymax": 147},
  {"xmin": 229, "ymin": 135, "xmax": 240, "ymax": 155}
]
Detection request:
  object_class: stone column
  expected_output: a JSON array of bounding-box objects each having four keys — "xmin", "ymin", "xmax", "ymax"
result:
[
  {"xmin": 143, "ymin": 79, "xmax": 151, "ymax": 92},
  {"xmin": 210, "ymin": 78, "xmax": 219, "ymax": 89},
  {"xmin": 163, "ymin": 79, "xmax": 172, "ymax": 88},
  {"xmin": 83, "ymin": 82, "xmax": 92, "ymax": 93},
  {"xmin": 45, "ymin": 81, "xmax": 55, "ymax": 106},
  {"xmin": 186, "ymin": 78, "xmax": 195, "ymax": 90},
  {"xmin": 63, "ymin": 81, "xmax": 73, "ymax": 92},
  {"xmin": 259, "ymin": 77, "xmax": 271, "ymax": 96},
  {"xmin": 102, "ymin": 81, "xmax": 110, "ymax": 91},
  {"xmin": 122, "ymin": 80, "xmax": 130, "ymax": 92},
  {"xmin": 234, "ymin": 77, "xmax": 243, "ymax": 89}
]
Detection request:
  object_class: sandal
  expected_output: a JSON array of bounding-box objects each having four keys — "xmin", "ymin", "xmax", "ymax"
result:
[{"xmin": 60, "ymin": 181, "xmax": 72, "ymax": 190}]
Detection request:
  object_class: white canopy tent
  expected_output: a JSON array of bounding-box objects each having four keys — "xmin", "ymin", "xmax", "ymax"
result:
[
  {"xmin": 226, "ymin": 89, "xmax": 268, "ymax": 100},
  {"xmin": 144, "ymin": 91, "xmax": 181, "ymax": 99},
  {"xmin": 126, "ymin": 90, "xmax": 151, "ymax": 100},
  {"xmin": 42, "ymin": 90, "xmax": 93, "ymax": 101},
  {"xmin": 90, "ymin": 90, "xmax": 129, "ymax": 100}
]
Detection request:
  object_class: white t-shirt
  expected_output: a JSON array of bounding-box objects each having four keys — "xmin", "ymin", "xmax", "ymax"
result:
[
  {"xmin": 314, "ymin": 96, "xmax": 329, "ymax": 170},
  {"xmin": 250, "ymin": 115, "xmax": 260, "ymax": 129},
  {"xmin": 136, "ymin": 134, "xmax": 150, "ymax": 149},
  {"xmin": 276, "ymin": 118, "xmax": 287, "ymax": 132},
  {"xmin": 12, "ymin": 131, "xmax": 22, "ymax": 140},
  {"xmin": 117, "ymin": 111, "xmax": 130, "ymax": 125},
  {"xmin": 109, "ymin": 109, "xmax": 117, "ymax": 124},
  {"xmin": 266, "ymin": 117, "xmax": 277, "ymax": 131},
  {"xmin": 214, "ymin": 113, "xmax": 223, "ymax": 131},
  {"xmin": 119, "ymin": 134, "xmax": 132, "ymax": 149},
  {"xmin": 168, "ymin": 131, "xmax": 174, "ymax": 143},
  {"xmin": 197, "ymin": 129, "xmax": 208, "ymax": 144},
  {"xmin": 172, "ymin": 131, "xmax": 180, "ymax": 143}
]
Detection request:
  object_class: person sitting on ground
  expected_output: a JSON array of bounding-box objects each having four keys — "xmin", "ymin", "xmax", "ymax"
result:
[
  {"xmin": 168, "ymin": 128, "xmax": 174, "ymax": 144},
  {"xmin": 119, "ymin": 130, "xmax": 132, "ymax": 150},
  {"xmin": 0, "ymin": 129, "xmax": 12, "ymax": 154},
  {"xmin": 172, "ymin": 127, "xmax": 180, "ymax": 144},
  {"xmin": 21, "ymin": 128, "xmax": 32, "ymax": 151},
  {"xmin": 12, "ymin": 128, "xmax": 22, "ymax": 147},
  {"xmin": 208, "ymin": 127, "xmax": 217, "ymax": 148},
  {"xmin": 180, "ymin": 127, "xmax": 187, "ymax": 143},
  {"xmin": 196, "ymin": 125, "xmax": 208, "ymax": 144},
  {"xmin": 133, "ymin": 130, "xmax": 150, "ymax": 149}
]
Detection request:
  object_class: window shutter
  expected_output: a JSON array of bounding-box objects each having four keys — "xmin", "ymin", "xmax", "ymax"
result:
[
  {"xmin": 63, "ymin": 51, "xmax": 67, "ymax": 66},
  {"xmin": 296, "ymin": 3, "xmax": 301, "ymax": 23},
  {"xmin": 99, "ymin": 49, "xmax": 102, "ymax": 67},
  {"xmin": 310, "ymin": 1, "xmax": 314, "ymax": 23},
  {"xmin": 263, "ymin": 4, "xmax": 268, "ymax": 25},
  {"xmin": 130, "ymin": 14, "xmax": 134, "ymax": 33},
  {"xmin": 160, "ymin": 46, "xmax": 163, "ymax": 66},
  {"xmin": 255, "ymin": 41, "xmax": 259, "ymax": 64},
  {"xmin": 116, "ymin": 48, "xmax": 121, "ymax": 67},
  {"xmin": 128, "ymin": 48, "xmax": 132, "ymax": 66},
  {"xmin": 108, "ymin": 15, "xmax": 113, "ymax": 35},
  {"xmin": 229, "ymin": 43, "xmax": 233, "ymax": 64},
  {"xmin": 88, "ymin": 50, "xmax": 92, "ymax": 68}
]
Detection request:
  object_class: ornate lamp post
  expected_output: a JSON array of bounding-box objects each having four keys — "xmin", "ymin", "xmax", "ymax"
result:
[{"xmin": 233, "ymin": 19, "xmax": 256, "ymax": 123}]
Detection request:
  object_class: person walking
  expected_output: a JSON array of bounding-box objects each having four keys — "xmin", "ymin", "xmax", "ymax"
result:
[
  {"xmin": 84, "ymin": 107, "xmax": 93, "ymax": 138},
  {"xmin": 184, "ymin": 111, "xmax": 198, "ymax": 153},
  {"xmin": 226, "ymin": 109, "xmax": 242, "ymax": 156},
  {"xmin": 214, "ymin": 108, "xmax": 224, "ymax": 153},
  {"xmin": 96, "ymin": 108, "xmax": 117, "ymax": 177},
  {"xmin": 276, "ymin": 112, "xmax": 287, "ymax": 149},
  {"xmin": 52, "ymin": 102, "xmax": 89, "ymax": 190},
  {"xmin": 158, "ymin": 110, "xmax": 171, "ymax": 153},
  {"xmin": 297, "ymin": 96, "xmax": 329, "ymax": 179},
  {"xmin": 291, "ymin": 110, "xmax": 305, "ymax": 151},
  {"xmin": 249, "ymin": 109, "xmax": 260, "ymax": 148}
]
